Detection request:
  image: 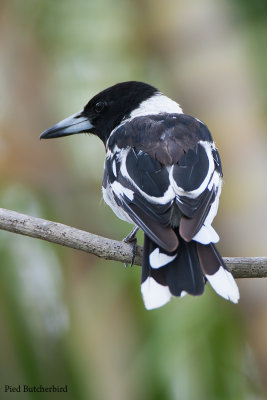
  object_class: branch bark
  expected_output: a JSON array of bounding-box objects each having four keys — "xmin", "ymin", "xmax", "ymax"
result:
[{"xmin": 0, "ymin": 208, "xmax": 266, "ymax": 279}]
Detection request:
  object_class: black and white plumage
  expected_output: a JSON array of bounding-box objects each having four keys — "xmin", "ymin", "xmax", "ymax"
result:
[{"xmin": 41, "ymin": 81, "xmax": 239, "ymax": 309}]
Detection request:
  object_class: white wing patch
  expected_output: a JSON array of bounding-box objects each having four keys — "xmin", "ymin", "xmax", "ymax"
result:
[
  {"xmin": 169, "ymin": 141, "xmax": 215, "ymax": 199},
  {"xmin": 204, "ymin": 180, "xmax": 221, "ymax": 227},
  {"xmin": 111, "ymin": 181, "xmax": 134, "ymax": 201},
  {"xmin": 192, "ymin": 174, "xmax": 222, "ymax": 244},
  {"xmin": 119, "ymin": 151, "xmax": 176, "ymax": 205},
  {"xmin": 112, "ymin": 160, "xmax": 117, "ymax": 177}
]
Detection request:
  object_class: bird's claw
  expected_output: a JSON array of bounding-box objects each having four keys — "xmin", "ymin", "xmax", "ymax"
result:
[{"xmin": 123, "ymin": 227, "xmax": 139, "ymax": 267}]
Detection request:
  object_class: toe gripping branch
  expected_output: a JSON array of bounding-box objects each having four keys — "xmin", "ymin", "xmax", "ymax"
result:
[{"xmin": 123, "ymin": 226, "xmax": 139, "ymax": 267}]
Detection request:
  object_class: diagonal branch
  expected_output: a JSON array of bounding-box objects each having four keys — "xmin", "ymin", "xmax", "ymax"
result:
[{"xmin": 0, "ymin": 208, "xmax": 266, "ymax": 279}]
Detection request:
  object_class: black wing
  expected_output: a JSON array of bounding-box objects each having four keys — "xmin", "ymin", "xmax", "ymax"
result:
[
  {"xmin": 104, "ymin": 147, "xmax": 178, "ymax": 252},
  {"xmin": 104, "ymin": 113, "xmax": 222, "ymax": 249}
]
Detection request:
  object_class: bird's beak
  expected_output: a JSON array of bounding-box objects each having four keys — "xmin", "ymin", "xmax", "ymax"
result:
[{"xmin": 40, "ymin": 111, "xmax": 94, "ymax": 139}]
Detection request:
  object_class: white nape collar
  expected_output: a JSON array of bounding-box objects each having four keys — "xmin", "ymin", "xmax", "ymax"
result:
[
  {"xmin": 129, "ymin": 93, "xmax": 183, "ymax": 119},
  {"xmin": 106, "ymin": 93, "xmax": 183, "ymax": 151}
]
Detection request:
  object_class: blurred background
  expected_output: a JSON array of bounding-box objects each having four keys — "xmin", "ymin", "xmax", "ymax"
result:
[{"xmin": 0, "ymin": 0, "xmax": 267, "ymax": 399}]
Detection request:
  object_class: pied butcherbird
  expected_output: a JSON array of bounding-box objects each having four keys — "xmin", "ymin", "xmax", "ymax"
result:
[{"xmin": 41, "ymin": 81, "xmax": 239, "ymax": 309}]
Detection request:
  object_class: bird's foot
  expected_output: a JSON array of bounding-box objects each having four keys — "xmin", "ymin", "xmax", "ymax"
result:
[{"xmin": 123, "ymin": 227, "xmax": 139, "ymax": 267}]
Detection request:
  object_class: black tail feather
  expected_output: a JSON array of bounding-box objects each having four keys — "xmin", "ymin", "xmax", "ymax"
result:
[
  {"xmin": 196, "ymin": 242, "xmax": 240, "ymax": 303},
  {"xmin": 166, "ymin": 239, "xmax": 205, "ymax": 296},
  {"xmin": 141, "ymin": 233, "xmax": 205, "ymax": 309},
  {"xmin": 141, "ymin": 233, "xmax": 239, "ymax": 309}
]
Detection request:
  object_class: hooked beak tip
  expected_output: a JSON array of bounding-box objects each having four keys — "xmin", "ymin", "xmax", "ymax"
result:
[{"xmin": 40, "ymin": 111, "xmax": 94, "ymax": 140}]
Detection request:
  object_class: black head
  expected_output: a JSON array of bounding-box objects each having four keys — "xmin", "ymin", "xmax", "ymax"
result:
[{"xmin": 40, "ymin": 81, "xmax": 158, "ymax": 144}]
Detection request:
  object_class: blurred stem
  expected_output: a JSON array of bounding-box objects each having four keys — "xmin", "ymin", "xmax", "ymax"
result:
[{"xmin": 0, "ymin": 207, "xmax": 266, "ymax": 278}]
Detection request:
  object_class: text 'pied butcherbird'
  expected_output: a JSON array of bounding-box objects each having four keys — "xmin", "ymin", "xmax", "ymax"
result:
[{"xmin": 41, "ymin": 81, "xmax": 239, "ymax": 310}]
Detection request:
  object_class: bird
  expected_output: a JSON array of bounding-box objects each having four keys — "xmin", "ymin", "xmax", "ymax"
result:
[{"xmin": 40, "ymin": 81, "xmax": 239, "ymax": 310}]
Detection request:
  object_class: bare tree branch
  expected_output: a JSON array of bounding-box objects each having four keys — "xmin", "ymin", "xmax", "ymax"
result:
[{"xmin": 0, "ymin": 208, "xmax": 266, "ymax": 279}]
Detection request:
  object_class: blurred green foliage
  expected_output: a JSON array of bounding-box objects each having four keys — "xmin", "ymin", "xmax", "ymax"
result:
[
  {"xmin": 227, "ymin": 0, "xmax": 267, "ymax": 111},
  {"xmin": 0, "ymin": 0, "xmax": 267, "ymax": 399}
]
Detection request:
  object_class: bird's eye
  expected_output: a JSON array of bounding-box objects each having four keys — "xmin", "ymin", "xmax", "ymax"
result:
[{"xmin": 95, "ymin": 101, "xmax": 106, "ymax": 113}]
